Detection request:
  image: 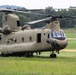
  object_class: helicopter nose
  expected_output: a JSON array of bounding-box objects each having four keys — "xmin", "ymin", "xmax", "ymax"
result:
[{"xmin": 50, "ymin": 38, "xmax": 68, "ymax": 50}]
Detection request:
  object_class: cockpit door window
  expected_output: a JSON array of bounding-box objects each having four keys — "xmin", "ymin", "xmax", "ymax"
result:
[
  {"xmin": 51, "ymin": 30, "xmax": 65, "ymax": 38},
  {"xmin": 17, "ymin": 20, "xmax": 20, "ymax": 27}
]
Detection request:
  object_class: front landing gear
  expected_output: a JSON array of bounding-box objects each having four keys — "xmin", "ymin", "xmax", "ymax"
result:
[{"xmin": 50, "ymin": 51, "xmax": 57, "ymax": 58}]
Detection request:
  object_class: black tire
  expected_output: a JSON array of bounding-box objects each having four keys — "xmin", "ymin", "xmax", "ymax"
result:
[{"xmin": 50, "ymin": 54, "xmax": 57, "ymax": 58}]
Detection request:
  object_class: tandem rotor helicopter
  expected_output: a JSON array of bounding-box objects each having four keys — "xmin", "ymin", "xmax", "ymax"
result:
[{"xmin": 0, "ymin": 8, "xmax": 75, "ymax": 58}]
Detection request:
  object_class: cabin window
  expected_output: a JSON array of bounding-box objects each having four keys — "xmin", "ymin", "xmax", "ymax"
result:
[
  {"xmin": 0, "ymin": 37, "xmax": 1, "ymax": 40},
  {"xmin": 0, "ymin": 35, "xmax": 2, "ymax": 40},
  {"xmin": 37, "ymin": 33, "xmax": 41, "ymax": 43},
  {"xmin": 29, "ymin": 37, "xmax": 32, "ymax": 41},
  {"xmin": 14, "ymin": 38, "xmax": 17, "ymax": 43},
  {"xmin": 5, "ymin": 16, "xmax": 7, "ymax": 21},
  {"xmin": 47, "ymin": 34, "xmax": 50, "ymax": 38},
  {"xmin": 22, "ymin": 37, "xmax": 24, "ymax": 42},
  {"xmin": 44, "ymin": 33, "xmax": 45, "ymax": 35},
  {"xmin": 17, "ymin": 20, "xmax": 20, "ymax": 26}
]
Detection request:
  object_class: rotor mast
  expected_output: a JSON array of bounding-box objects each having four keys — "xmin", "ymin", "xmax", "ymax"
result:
[{"xmin": 45, "ymin": 19, "xmax": 60, "ymax": 31}]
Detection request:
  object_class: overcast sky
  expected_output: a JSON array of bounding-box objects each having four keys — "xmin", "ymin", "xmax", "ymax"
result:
[{"xmin": 0, "ymin": 0, "xmax": 76, "ymax": 9}]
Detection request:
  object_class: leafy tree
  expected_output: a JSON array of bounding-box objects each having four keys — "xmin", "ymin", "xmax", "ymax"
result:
[
  {"xmin": 0, "ymin": 12, "xmax": 3, "ymax": 27},
  {"xmin": 0, "ymin": 6, "xmax": 76, "ymax": 28},
  {"xmin": 18, "ymin": 14, "xmax": 30, "ymax": 26}
]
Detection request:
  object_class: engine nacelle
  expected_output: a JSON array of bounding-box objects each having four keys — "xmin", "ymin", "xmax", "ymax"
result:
[{"xmin": 0, "ymin": 25, "xmax": 12, "ymax": 34}]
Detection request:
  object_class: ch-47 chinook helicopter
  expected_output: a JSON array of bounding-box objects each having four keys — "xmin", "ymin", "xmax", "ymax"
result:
[{"xmin": 0, "ymin": 8, "xmax": 74, "ymax": 58}]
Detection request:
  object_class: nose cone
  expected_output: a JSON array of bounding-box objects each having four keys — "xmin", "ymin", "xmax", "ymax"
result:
[
  {"xmin": 51, "ymin": 39, "xmax": 68, "ymax": 50},
  {"xmin": 50, "ymin": 38, "xmax": 68, "ymax": 50}
]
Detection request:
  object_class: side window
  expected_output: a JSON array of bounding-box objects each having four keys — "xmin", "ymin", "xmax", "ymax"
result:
[
  {"xmin": 17, "ymin": 20, "xmax": 20, "ymax": 27},
  {"xmin": 37, "ymin": 33, "xmax": 41, "ymax": 43},
  {"xmin": 0, "ymin": 35, "xmax": 2, "ymax": 40},
  {"xmin": 47, "ymin": 34, "xmax": 50, "ymax": 38},
  {"xmin": 5, "ymin": 16, "xmax": 7, "ymax": 21},
  {"xmin": 29, "ymin": 37, "xmax": 32, "ymax": 41},
  {"xmin": 46, "ymin": 31, "xmax": 52, "ymax": 39},
  {"xmin": 22, "ymin": 37, "xmax": 24, "ymax": 42}
]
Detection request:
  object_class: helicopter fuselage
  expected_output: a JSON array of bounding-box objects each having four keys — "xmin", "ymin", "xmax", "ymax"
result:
[
  {"xmin": 0, "ymin": 28, "xmax": 68, "ymax": 55},
  {"xmin": 0, "ymin": 9, "xmax": 68, "ymax": 57}
]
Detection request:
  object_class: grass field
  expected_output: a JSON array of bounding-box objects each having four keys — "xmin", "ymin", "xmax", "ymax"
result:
[
  {"xmin": 0, "ymin": 52, "xmax": 76, "ymax": 75},
  {"xmin": 63, "ymin": 28, "xmax": 76, "ymax": 38},
  {"xmin": 66, "ymin": 40, "xmax": 76, "ymax": 49},
  {"xmin": 0, "ymin": 28, "xmax": 76, "ymax": 75},
  {"xmin": 63, "ymin": 28, "xmax": 76, "ymax": 49}
]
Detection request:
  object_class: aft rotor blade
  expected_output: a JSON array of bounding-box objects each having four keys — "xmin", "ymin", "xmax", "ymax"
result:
[
  {"xmin": 58, "ymin": 16, "xmax": 76, "ymax": 18},
  {"xmin": 51, "ymin": 15, "xmax": 76, "ymax": 19},
  {"xmin": 26, "ymin": 17, "xmax": 52, "ymax": 24}
]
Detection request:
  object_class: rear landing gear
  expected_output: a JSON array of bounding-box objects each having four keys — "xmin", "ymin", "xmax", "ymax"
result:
[
  {"xmin": 50, "ymin": 51, "xmax": 57, "ymax": 58},
  {"xmin": 50, "ymin": 54, "xmax": 57, "ymax": 58}
]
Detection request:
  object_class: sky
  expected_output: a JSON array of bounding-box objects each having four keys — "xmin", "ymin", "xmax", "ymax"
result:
[{"xmin": 0, "ymin": 0, "xmax": 76, "ymax": 9}]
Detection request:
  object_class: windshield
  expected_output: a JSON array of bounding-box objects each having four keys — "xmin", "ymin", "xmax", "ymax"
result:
[
  {"xmin": 46, "ymin": 30, "xmax": 66, "ymax": 40},
  {"xmin": 51, "ymin": 30, "xmax": 65, "ymax": 38}
]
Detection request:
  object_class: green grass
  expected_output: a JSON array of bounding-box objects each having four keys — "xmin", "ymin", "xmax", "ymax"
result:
[
  {"xmin": 66, "ymin": 40, "xmax": 76, "ymax": 49},
  {"xmin": 63, "ymin": 28, "xmax": 76, "ymax": 49},
  {"xmin": 65, "ymin": 33, "xmax": 76, "ymax": 38},
  {"xmin": 0, "ymin": 52, "xmax": 76, "ymax": 75},
  {"xmin": 63, "ymin": 28, "xmax": 76, "ymax": 38}
]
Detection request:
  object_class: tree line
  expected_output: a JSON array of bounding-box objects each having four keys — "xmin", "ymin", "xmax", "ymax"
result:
[{"xmin": 0, "ymin": 6, "xmax": 76, "ymax": 28}]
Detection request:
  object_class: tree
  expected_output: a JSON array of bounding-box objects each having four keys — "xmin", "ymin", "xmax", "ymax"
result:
[{"xmin": 18, "ymin": 14, "xmax": 30, "ymax": 26}]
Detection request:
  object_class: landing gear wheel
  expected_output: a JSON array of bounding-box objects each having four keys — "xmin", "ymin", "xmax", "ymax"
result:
[{"xmin": 50, "ymin": 54, "xmax": 57, "ymax": 58}]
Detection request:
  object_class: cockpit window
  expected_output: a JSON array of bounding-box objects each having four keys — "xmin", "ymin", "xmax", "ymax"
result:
[
  {"xmin": 51, "ymin": 30, "xmax": 65, "ymax": 38},
  {"xmin": 51, "ymin": 32, "xmax": 56, "ymax": 38}
]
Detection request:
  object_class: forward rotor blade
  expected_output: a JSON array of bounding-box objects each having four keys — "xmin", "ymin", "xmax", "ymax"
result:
[
  {"xmin": 0, "ymin": 8, "xmax": 46, "ymax": 16},
  {"xmin": 26, "ymin": 17, "xmax": 52, "ymax": 24},
  {"xmin": 0, "ymin": 8, "xmax": 14, "ymax": 12},
  {"xmin": 14, "ymin": 10, "xmax": 47, "ymax": 16}
]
